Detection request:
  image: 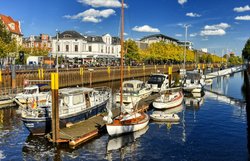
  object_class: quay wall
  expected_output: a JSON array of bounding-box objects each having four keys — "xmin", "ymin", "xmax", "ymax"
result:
[{"xmin": 0, "ymin": 64, "xmax": 210, "ymax": 96}]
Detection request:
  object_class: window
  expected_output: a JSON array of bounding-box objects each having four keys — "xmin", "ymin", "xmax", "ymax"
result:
[
  {"xmin": 112, "ymin": 47, "xmax": 114, "ymax": 53},
  {"xmin": 66, "ymin": 45, "xmax": 69, "ymax": 52},
  {"xmin": 57, "ymin": 45, "xmax": 60, "ymax": 52},
  {"xmin": 73, "ymin": 94, "xmax": 83, "ymax": 105},
  {"xmin": 75, "ymin": 45, "xmax": 78, "ymax": 52},
  {"xmin": 88, "ymin": 46, "xmax": 92, "ymax": 52}
]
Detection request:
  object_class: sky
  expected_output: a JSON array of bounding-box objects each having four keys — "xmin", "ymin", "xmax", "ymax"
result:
[{"xmin": 0, "ymin": 0, "xmax": 250, "ymax": 56}]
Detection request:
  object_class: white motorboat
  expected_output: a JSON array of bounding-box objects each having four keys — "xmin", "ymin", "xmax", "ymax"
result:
[
  {"xmin": 106, "ymin": 111, "xmax": 149, "ymax": 136},
  {"xmin": 153, "ymin": 91, "xmax": 184, "ymax": 109},
  {"xmin": 115, "ymin": 80, "xmax": 152, "ymax": 104},
  {"xmin": 150, "ymin": 111, "xmax": 180, "ymax": 122},
  {"xmin": 22, "ymin": 86, "xmax": 111, "ymax": 135},
  {"xmin": 183, "ymin": 71, "xmax": 205, "ymax": 93},
  {"xmin": 146, "ymin": 73, "xmax": 173, "ymax": 93},
  {"xmin": 15, "ymin": 84, "xmax": 49, "ymax": 106}
]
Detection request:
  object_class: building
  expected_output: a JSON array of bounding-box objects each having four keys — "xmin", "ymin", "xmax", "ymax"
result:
[
  {"xmin": 51, "ymin": 30, "xmax": 121, "ymax": 63},
  {"xmin": 140, "ymin": 34, "xmax": 179, "ymax": 45},
  {"xmin": 0, "ymin": 14, "xmax": 23, "ymax": 45},
  {"xmin": 178, "ymin": 41, "xmax": 193, "ymax": 50},
  {"xmin": 23, "ymin": 34, "xmax": 52, "ymax": 50},
  {"xmin": 201, "ymin": 48, "xmax": 208, "ymax": 53}
]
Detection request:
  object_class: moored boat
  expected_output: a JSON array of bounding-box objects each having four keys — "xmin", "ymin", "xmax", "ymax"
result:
[
  {"xmin": 153, "ymin": 91, "xmax": 183, "ymax": 110},
  {"xmin": 15, "ymin": 84, "xmax": 49, "ymax": 106},
  {"xmin": 106, "ymin": 111, "xmax": 149, "ymax": 136},
  {"xmin": 115, "ymin": 80, "xmax": 152, "ymax": 104},
  {"xmin": 183, "ymin": 71, "xmax": 205, "ymax": 93},
  {"xmin": 22, "ymin": 87, "xmax": 111, "ymax": 135},
  {"xmin": 150, "ymin": 111, "xmax": 180, "ymax": 122},
  {"xmin": 146, "ymin": 73, "xmax": 172, "ymax": 93}
]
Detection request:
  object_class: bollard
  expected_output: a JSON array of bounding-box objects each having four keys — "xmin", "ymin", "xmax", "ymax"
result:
[
  {"xmin": 128, "ymin": 66, "xmax": 130, "ymax": 78},
  {"xmin": 107, "ymin": 66, "xmax": 111, "ymax": 79},
  {"xmin": 143, "ymin": 65, "xmax": 145, "ymax": 82},
  {"xmin": 51, "ymin": 73, "xmax": 59, "ymax": 143},
  {"xmin": 202, "ymin": 64, "xmax": 205, "ymax": 74},
  {"xmin": 11, "ymin": 65, "xmax": 16, "ymax": 91},
  {"xmin": 168, "ymin": 66, "xmax": 172, "ymax": 88},
  {"xmin": 198, "ymin": 64, "xmax": 201, "ymax": 73},
  {"xmin": 80, "ymin": 67, "xmax": 84, "ymax": 86},
  {"xmin": 0, "ymin": 70, "xmax": 2, "ymax": 83}
]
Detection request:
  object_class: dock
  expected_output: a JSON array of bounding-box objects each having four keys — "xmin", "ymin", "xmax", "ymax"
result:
[{"xmin": 46, "ymin": 94, "xmax": 159, "ymax": 148}]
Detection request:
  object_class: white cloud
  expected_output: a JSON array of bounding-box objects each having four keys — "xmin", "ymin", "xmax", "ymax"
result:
[
  {"xmin": 233, "ymin": 5, "xmax": 250, "ymax": 12},
  {"xmin": 200, "ymin": 23, "xmax": 230, "ymax": 36},
  {"xmin": 200, "ymin": 29, "xmax": 226, "ymax": 36},
  {"xmin": 64, "ymin": 8, "xmax": 115, "ymax": 23},
  {"xmin": 175, "ymin": 34, "xmax": 183, "ymax": 37},
  {"xmin": 178, "ymin": 0, "xmax": 187, "ymax": 5},
  {"xmin": 132, "ymin": 25, "xmax": 160, "ymax": 33},
  {"xmin": 123, "ymin": 33, "xmax": 128, "ymax": 36},
  {"xmin": 204, "ymin": 23, "xmax": 230, "ymax": 30},
  {"xmin": 235, "ymin": 15, "xmax": 250, "ymax": 20},
  {"xmin": 77, "ymin": 0, "xmax": 127, "ymax": 8},
  {"xmin": 186, "ymin": 12, "xmax": 201, "ymax": 17},
  {"xmin": 190, "ymin": 33, "xmax": 197, "ymax": 37}
]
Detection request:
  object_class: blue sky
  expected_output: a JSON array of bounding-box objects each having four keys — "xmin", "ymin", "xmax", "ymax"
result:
[{"xmin": 1, "ymin": 0, "xmax": 250, "ymax": 55}]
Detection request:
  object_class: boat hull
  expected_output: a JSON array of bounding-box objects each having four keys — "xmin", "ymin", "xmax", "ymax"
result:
[
  {"xmin": 150, "ymin": 113, "xmax": 180, "ymax": 122},
  {"xmin": 153, "ymin": 92, "xmax": 183, "ymax": 110},
  {"xmin": 22, "ymin": 101, "xmax": 108, "ymax": 135},
  {"xmin": 106, "ymin": 113, "xmax": 149, "ymax": 136}
]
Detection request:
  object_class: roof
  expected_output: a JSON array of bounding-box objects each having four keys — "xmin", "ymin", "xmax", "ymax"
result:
[
  {"xmin": 86, "ymin": 36, "xmax": 104, "ymax": 43},
  {"xmin": 0, "ymin": 14, "xmax": 22, "ymax": 35},
  {"xmin": 140, "ymin": 34, "xmax": 178, "ymax": 42},
  {"xmin": 53, "ymin": 30, "xmax": 85, "ymax": 39}
]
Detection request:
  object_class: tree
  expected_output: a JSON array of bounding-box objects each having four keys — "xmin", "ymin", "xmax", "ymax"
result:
[
  {"xmin": 242, "ymin": 39, "xmax": 250, "ymax": 61},
  {"xmin": 124, "ymin": 39, "xmax": 140, "ymax": 64}
]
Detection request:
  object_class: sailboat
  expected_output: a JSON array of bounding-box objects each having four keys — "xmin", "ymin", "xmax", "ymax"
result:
[{"xmin": 105, "ymin": 0, "xmax": 149, "ymax": 136}]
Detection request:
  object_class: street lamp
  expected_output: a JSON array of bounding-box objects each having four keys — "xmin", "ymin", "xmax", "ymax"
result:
[
  {"xmin": 56, "ymin": 29, "xmax": 60, "ymax": 73},
  {"xmin": 183, "ymin": 24, "xmax": 190, "ymax": 69}
]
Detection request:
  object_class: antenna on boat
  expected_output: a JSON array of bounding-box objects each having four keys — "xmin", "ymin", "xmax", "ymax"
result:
[{"xmin": 120, "ymin": 0, "xmax": 125, "ymax": 109}]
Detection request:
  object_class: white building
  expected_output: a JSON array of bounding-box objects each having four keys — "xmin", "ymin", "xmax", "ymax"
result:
[
  {"xmin": 51, "ymin": 31, "xmax": 121, "ymax": 62},
  {"xmin": 140, "ymin": 34, "xmax": 179, "ymax": 46},
  {"xmin": 178, "ymin": 41, "xmax": 193, "ymax": 50}
]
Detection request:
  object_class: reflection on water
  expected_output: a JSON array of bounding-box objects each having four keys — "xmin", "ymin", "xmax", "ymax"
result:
[
  {"xmin": 0, "ymin": 72, "xmax": 249, "ymax": 160},
  {"xmin": 106, "ymin": 126, "xmax": 149, "ymax": 161}
]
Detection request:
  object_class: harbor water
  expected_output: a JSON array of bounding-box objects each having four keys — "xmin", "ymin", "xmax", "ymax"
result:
[{"xmin": 0, "ymin": 72, "xmax": 248, "ymax": 161}]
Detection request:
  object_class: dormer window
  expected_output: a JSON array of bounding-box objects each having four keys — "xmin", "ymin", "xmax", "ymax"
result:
[
  {"xmin": 63, "ymin": 34, "xmax": 72, "ymax": 38},
  {"xmin": 8, "ymin": 23, "xmax": 15, "ymax": 30}
]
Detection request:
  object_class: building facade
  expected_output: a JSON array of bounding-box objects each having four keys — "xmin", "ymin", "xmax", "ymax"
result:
[
  {"xmin": 140, "ymin": 34, "xmax": 179, "ymax": 46},
  {"xmin": 23, "ymin": 34, "xmax": 52, "ymax": 50},
  {"xmin": 51, "ymin": 31, "xmax": 121, "ymax": 62},
  {"xmin": 178, "ymin": 41, "xmax": 193, "ymax": 50},
  {"xmin": 0, "ymin": 14, "xmax": 23, "ymax": 45}
]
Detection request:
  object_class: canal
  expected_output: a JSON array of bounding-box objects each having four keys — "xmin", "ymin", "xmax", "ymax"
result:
[{"xmin": 0, "ymin": 72, "xmax": 248, "ymax": 160}]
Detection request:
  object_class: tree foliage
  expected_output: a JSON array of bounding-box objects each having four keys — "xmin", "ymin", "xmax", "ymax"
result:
[
  {"xmin": 124, "ymin": 39, "xmax": 140, "ymax": 63},
  {"xmin": 242, "ymin": 38, "xmax": 250, "ymax": 61}
]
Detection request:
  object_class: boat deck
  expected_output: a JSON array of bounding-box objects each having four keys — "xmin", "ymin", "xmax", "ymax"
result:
[{"xmin": 47, "ymin": 93, "xmax": 159, "ymax": 148}]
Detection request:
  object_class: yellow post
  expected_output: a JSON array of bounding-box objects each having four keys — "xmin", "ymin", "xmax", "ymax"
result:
[
  {"xmin": 38, "ymin": 68, "xmax": 41, "ymax": 80},
  {"xmin": 202, "ymin": 64, "xmax": 205, "ymax": 74},
  {"xmin": 0, "ymin": 70, "xmax": 2, "ymax": 82},
  {"xmin": 51, "ymin": 73, "xmax": 59, "ymax": 143},
  {"xmin": 41, "ymin": 68, "xmax": 44, "ymax": 80},
  {"xmin": 168, "ymin": 66, "xmax": 172, "ymax": 88},
  {"xmin": 198, "ymin": 64, "xmax": 201, "ymax": 73},
  {"xmin": 154, "ymin": 65, "xmax": 157, "ymax": 72},
  {"xmin": 80, "ymin": 67, "xmax": 84, "ymax": 86},
  {"xmin": 164, "ymin": 65, "xmax": 166, "ymax": 69},
  {"xmin": 107, "ymin": 66, "xmax": 111, "ymax": 78}
]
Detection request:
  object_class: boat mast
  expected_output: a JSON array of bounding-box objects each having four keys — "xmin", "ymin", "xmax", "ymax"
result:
[{"xmin": 120, "ymin": 0, "xmax": 124, "ymax": 108}]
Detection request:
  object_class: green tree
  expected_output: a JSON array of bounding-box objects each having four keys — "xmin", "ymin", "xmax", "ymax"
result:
[
  {"xmin": 242, "ymin": 39, "xmax": 250, "ymax": 61},
  {"xmin": 124, "ymin": 39, "xmax": 140, "ymax": 63}
]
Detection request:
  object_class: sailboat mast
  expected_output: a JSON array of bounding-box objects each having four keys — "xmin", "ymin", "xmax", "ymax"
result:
[{"xmin": 120, "ymin": 0, "xmax": 124, "ymax": 107}]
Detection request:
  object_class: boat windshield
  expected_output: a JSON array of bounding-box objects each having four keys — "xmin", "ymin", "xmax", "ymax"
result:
[
  {"xmin": 148, "ymin": 75, "xmax": 165, "ymax": 84},
  {"xmin": 23, "ymin": 89, "xmax": 37, "ymax": 94}
]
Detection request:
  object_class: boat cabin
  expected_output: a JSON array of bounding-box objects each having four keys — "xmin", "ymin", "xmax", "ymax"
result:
[{"xmin": 123, "ymin": 80, "xmax": 146, "ymax": 93}]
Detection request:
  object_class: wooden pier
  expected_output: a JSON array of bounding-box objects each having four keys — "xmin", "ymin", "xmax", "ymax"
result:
[{"xmin": 46, "ymin": 94, "xmax": 159, "ymax": 148}]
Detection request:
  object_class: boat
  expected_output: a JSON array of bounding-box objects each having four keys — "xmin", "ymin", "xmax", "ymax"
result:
[
  {"xmin": 105, "ymin": 0, "xmax": 149, "ymax": 136},
  {"xmin": 15, "ymin": 84, "xmax": 49, "ymax": 106},
  {"xmin": 150, "ymin": 111, "xmax": 180, "ymax": 122},
  {"xmin": 22, "ymin": 86, "xmax": 111, "ymax": 135},
  {"xmin": 182, "ymin": 71, "xmax": 205, "ymax": 93},
  {"xmin": 152, "ymin": 91, "xmax": 183, "ymax": 109},
  {"xmin": 146, "ymin": 73, "xmax": 172, "ymax": 93},
  {"xmin": 115, "ymin": 80, "xmax": 152, "ymax": 104}
]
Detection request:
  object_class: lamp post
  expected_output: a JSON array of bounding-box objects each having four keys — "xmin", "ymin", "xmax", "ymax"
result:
[
  {"xmin": 183, "ymin": 24, "xmax": 190, "ymax": 69},
  {"xmin": 56, "ymin": 29, "xmax": 59, "ymax": 73}
]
